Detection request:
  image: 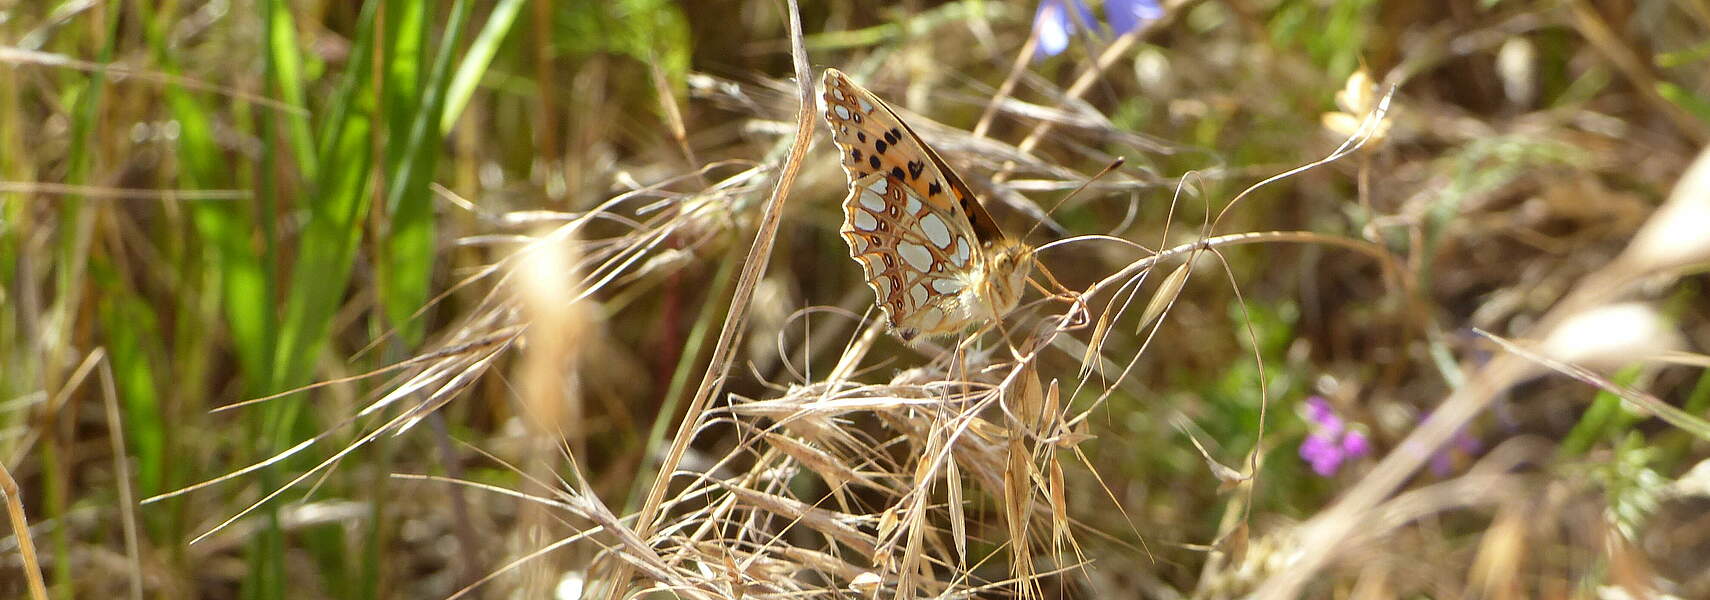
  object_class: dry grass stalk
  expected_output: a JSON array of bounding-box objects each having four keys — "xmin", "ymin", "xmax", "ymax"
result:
[
  {"xmin": 97, "ymin": 352, "xmax": 143, "ymax": 600},
  {"xmin": 511, "ymin": 229, "xmax": 591, "ymax": 594},
  {"xmin": 1255, "ymin": 142, "xmax": 1710, "ymax": 599},
  {"xmin": 615, "ymin": 1, "xmax": 817, "ymax": 596},
  {"xmin": 0, "ymin": 462, "xmax": 47, "ymax": 600}
]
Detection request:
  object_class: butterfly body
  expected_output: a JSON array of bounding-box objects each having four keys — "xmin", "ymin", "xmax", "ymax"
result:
[{"xmin": 822, "ymin": 68, "xmax": 1033, "ymax": 340}]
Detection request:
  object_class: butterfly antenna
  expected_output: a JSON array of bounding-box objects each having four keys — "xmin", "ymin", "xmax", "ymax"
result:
[{"xmin": 1022, "ymin": 156, "xmax": 1126, "ymax": 241}]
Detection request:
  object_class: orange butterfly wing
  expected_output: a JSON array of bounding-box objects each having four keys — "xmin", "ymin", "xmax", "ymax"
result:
[
  {"xmin": 838, "ymin": 173, "xmax": 975, "ymax": 338},
  {"xmin": 822, "ymin": 68, "xmax": 1008, "ymax": 246},
  {"xmin": 823, "ymin": 68, "xmax": 1032, "ymax": 339}
]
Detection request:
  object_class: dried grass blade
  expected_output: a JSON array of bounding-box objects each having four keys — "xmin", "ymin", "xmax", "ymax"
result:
[
  {"xmin": 1138, "ymin": 262, "xmax": 1191, "ymax": 334},
  {"xmin": 0, "ymin": 459, "xmax": 48, "ymax": 600},
  {"xmin": 718, "ymin": 484, "xmax": 878, "ymax": 555},
  {"xmin": 947, "ymin": 457, "xmax": 966, "ymax": 568},
  {"xmin": 1048, "ymin": 459, "xmax": 1068, "ymax": 558},
  {"xmin": 1476, "ymin": 328, "xmax": 1710, "ymax": 440},
  {"xmin": 622, "ymin": 4, "xmax": 815, "ymax": 595},
  {"xmin": 1079, "ymin": 307, "xmax": 1115, "ymax": 378},
  {"xmin": 1004, "ymin": 436, "xmax": 1035, "ymax": 597}
]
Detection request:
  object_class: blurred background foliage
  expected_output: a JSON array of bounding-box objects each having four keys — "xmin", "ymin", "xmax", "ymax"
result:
[{"xmin": 2, "ymin": 0, "xmax": 1709, "ymax": 598}]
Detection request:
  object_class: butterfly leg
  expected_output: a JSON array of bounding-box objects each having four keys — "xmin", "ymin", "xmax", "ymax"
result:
[
  {"xmin": 990, "ymin": 314, "xmax": 1032, "ymax": 363},
  {"xmin": 1028, "ymin": 261, "xmax": 1082, "ymax": 303},
  {"xmin": 1027, "ymin": 262, "xmax": 1093, "ymax": 333}
]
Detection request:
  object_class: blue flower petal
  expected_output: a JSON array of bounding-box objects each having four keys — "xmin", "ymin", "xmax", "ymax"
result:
[
  {"xmin": 1033, "ymin": 1, "xmax": 1072, "ymax": 57},
  {"xmin": 1106, "ymin": 0, "xmax": 1163, "ymax": 35},
  {"xmin": 1032, "ymin": 0, "xmax": 1097, "ymax": 58}
]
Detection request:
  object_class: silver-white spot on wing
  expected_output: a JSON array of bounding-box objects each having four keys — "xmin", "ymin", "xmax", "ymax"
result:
[
  {"xmin": 898, "ymin": 243, "xmax": 933, "ymax": 272},
  {"xmin": 931, "ymin": 278, "xmax": 966, "ymax": 294},
  {"xmin": 908, "ymin": 284, "xmax": 929, "ymax": 307},
  {"xmin": 853, "ymin": 209, "xmax": 877, "ymax": 231},
  {"xmin": 952, "ymin": 238, "xmax": 971, "ymax": 267},
  {"xmin": 919, "ymin": 214, "xmax": 952, "ymax": 248},
  {"xmin": 834, "ymin": 105, "xmax": 852, "ymax": 120},
  {"xmin": 858, "ymin": 97, "xmax": 874, "ymax": 113},
  {"xmin": 859, "ymin": 188, "xmax": 886, "ymax": 212},
  {"xmin": 905, "ymin": 194, "xmax": 922, "ymax": 215},
  {"xmin": 871, "ymin": 177, "xmax": 888, "ymax": 195},
  {"xmin": 873, "ymin": 273, "xmax": 894, "ymax": 300}
]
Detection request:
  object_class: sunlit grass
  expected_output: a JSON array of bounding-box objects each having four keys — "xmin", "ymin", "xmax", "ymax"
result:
[{"xmin": 3, "ymin": 0, "xmax": 1709, "ymax": 598}]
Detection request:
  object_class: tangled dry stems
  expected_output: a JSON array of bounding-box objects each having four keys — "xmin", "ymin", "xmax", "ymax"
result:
[{"xmin": 89, "ymin": 3, "xmax": 1710, "ymax": 599}]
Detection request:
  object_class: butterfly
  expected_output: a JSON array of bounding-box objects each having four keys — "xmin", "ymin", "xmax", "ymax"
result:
[{"xmin": 822, "ymin": 68, "xmax": 1034, "ymax": 341}]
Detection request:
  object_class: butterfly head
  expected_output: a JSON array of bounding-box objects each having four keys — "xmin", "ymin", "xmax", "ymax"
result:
[{"xmin": 981, "ymin": 238, "xmax": 1035, "ymax": 316}]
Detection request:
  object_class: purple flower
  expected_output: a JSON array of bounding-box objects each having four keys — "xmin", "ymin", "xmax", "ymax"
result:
[
  {"xmin": 1299, "ymin": 433, "xmax": 1343, "ymax": 476},
  {"xmin": 1106, "ymin": 0, "xmax": 1164, "ymax": 35},
  {"xmin": 1409, "ymin": 409, "xmax": 1485, "ymax": 476},
  {"xmin": 1304, "ymin": 396, "xmax": 1342, "ymax": 433},
  {"xmin": 1341, "ymin": 429, "xmax": 1371, "ymax": 456},
  {"xmin": 1032, "ymin": 0, "xmax": 1096, "ymax": 57},
  {"xmin": 1032, "ymin": 0, "xmax": 1163, "ymax": 59},
  {"xmin": 1298, "ymin": 396, "xmax": 1371, "ymax": 477},
  {"xmin": 1428, "ymin": 426, "xmax": 1484, "ymax": 476}
]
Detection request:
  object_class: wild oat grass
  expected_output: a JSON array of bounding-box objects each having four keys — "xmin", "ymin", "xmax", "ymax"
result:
[{"xmin": 3, "ymin": 1, "xmax": 1710, "ymax": 599}]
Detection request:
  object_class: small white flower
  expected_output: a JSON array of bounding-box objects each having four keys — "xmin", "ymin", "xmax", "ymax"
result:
[
  {"xmin": 554, "ymin": 571, "xmax": 585, "ymax": 600},
  {"xmin": 1497, "ymin": 37, "xmax": 1537, "ymax": 106},
  {"xmin": 849, "ymin": 571, "xmax": 883, "ymax": 597},
  {"xmin": 1321, "ymin": 69, "xmax": 1392, "ymax": 146}
]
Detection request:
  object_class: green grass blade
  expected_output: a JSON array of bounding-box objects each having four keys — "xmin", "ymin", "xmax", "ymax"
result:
[
  {"xmin": 47, "ymin": 10, "xmax": 121, "ymax": 597},
  {"xmin": 380, "ymin": 0, "xmax": 472, "ymax": 343},
  {"xmin": 271, "ymin": 2, "xmax": 379, "ymax": 392},
  {"xmin": 265, "ymin": 0, "xmax": 316, "ymax": 181},
  {"xmin": 441, "ymin": 0, "xmax": 526, "ymax": 136}
]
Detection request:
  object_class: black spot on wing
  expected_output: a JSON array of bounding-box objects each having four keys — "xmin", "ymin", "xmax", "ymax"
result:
[
  {"xmin": 928, "ymin": 182, "xmax": 942, "ymax": 196},
  {"xmin": 851, "ymin": 148, "xmax": 862, "ymax": 161},
  {"xmin": 875, "ymin": 139, "xmax": 887, "ymax": 154},
  {"xmin": 907, "ymin": 160, "xmax": 925, "ymax": 180},
  {"xmin": 890, "ymin": 166, "xmax": 904, "ymax": 181},
  {"xmin": 868, "ymin": 155, "xmax": 880, "ymax": 169},
  {"xmin": 857, "ymin": 132, "xmax": 866, "ymax": 142}
]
